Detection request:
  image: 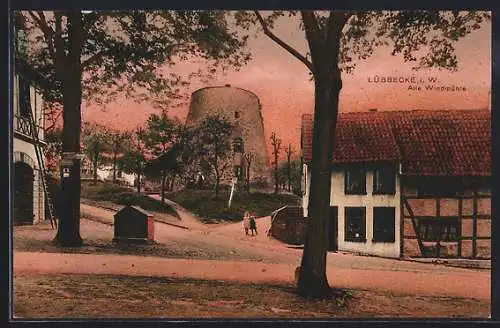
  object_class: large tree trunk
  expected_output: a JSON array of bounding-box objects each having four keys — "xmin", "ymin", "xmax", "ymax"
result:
[
  {"xmin": 297, "ymin": 73, "xmax": 341, "ymax": 297},
  {"xmin": 54, "ymin": 12, "xmax": 83, "ymax": 247}
]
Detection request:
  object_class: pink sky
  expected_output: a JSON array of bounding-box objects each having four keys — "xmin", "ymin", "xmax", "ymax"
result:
[{"xmin": 82, "ymin": 14, "xmax": 491, "ymax": 161}]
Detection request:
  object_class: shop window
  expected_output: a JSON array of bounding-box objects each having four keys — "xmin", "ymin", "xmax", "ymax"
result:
[
  {"xmin": 344, "ymin": 207, "xmax": 366, "ymax": 242},
  {"xmin": 373, "ymin": 207, "xmax": 396, "ymax": 242}
]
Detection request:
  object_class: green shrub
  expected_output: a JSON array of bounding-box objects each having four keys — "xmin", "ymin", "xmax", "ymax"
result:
[
  {"xmin": 81, "ymin": 182, "xmax": 179, "ymax": 218},
  {"xmin": 167, "ymin": 189, "xmax": 300, "ymax": 222}
]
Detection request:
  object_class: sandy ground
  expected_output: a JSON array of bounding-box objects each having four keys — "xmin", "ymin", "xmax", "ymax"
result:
[{"xmin": 13, "ymin": 199, "xmax": 491, "ymax": 304}]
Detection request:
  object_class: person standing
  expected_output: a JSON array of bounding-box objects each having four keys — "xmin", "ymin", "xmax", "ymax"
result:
[
  {"xmin": 249, "ymin": 214, "xmax": 257, "ymax": 236},
  {"xmin": 243, "ymin": 211, "xmax": 250, "ymax": 236}
]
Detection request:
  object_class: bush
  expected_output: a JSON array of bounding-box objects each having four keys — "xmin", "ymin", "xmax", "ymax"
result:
[
  {"xmin": 81, "ymin": 181, "xmax": 179, "ymax": 218},
  {"xmin": 167, "ymin": 189, "xmax": 300, "ymax": 222},
  {"xmin": 250, "ymin": 177, "xmax": 269, "ymax": 189}
]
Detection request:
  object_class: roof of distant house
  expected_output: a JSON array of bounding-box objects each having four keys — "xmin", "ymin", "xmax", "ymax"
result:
[{"xmin": 301, "ymin": 109, "xmax": 491, "ymax": 176}]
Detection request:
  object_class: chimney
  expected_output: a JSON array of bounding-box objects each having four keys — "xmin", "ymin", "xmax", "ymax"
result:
[{"xmin": 369, "ymin": 108, "xmax": 377, "ymax": 112}]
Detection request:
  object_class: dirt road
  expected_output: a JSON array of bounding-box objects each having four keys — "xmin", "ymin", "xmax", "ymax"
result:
[
  {"xmin": 13, "ymin": 201, "xmax": 491, "ymax": 303},
  {"xmin": 14, "ymin": 250, "xmax": 489, "ymax": 300}
]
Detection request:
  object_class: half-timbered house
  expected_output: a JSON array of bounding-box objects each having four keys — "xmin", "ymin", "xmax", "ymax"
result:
[{"xmin": 294, "ymin": 109, "xmax": 491, "ymax": 259}]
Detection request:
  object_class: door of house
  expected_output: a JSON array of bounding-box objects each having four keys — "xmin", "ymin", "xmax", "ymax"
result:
[
  {"xmin": 328, "ymin": 206, "xmax": 338, "ymax": 251},
  {"xmin": 14, "ymin": 162, "xmax": 34, "ymax": 225}
]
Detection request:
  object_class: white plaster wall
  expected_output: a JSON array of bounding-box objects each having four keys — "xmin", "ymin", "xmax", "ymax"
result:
[
  {"xmin": 302, "ymin": 166, "xmax": 401, "ymax": 258},
  {"xmin": 13, "ymin": 138, "xmax": 45, "ymax": 224},
  {"xmin": 13, "ymin": 73, "xmax": 47, "ymax": 224}
]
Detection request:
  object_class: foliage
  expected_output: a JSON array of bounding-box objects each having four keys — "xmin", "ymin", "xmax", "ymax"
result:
[
  {"xmin": 243, "ymin": 151, "xmax": 256, "ymax": 193},
  {"xmin": 117, "ymin": 129, "xmax": 148, "ymax": 192},
  {"xmin": 139, "ymin": 110, "xmax": 184, "ymax": 196},
  {"xmin": 108, "ymin": 129, "xmax": 133, "ymax": 183},
  {"xmin": 80, "ymin": 181, "xmax": 179, "ymax": 218},
  {"xmin": 44, "ymin": 127, "xmax": 63, "ymax": 175},
  {"xmin": 82, "ymin": 122, "xmax": 112, "ymax": 182},
  {"xmin": 193, "ymin": 113, "xmax": 234, "ymax": 197},
  {"xmin": 139, "ymin": 110, "xmax": 182, "ymax": 157},
  {"xmin": 234, "ymin": 11, "xmax": 490, "ymax": 75},
  {"xmin": 167, "ymin": 189, "xmax": 300, "ymax": 222},
  {"xmin": 278, "ymin": 159, "xmax": 302, "ymax": 196},
  {"xmin": 22, "ymin": 11, "xmax": 252, "ymax": 108},
  {"xmin": 270, "ymin": 132, "xmax": 282, "ymax": 194}
]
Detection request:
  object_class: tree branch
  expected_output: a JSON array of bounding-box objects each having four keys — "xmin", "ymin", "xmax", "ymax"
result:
[
  {"xmin": 81, "ymin": 50, "xmax": 104, "ymax": 68},
  {"xmin": 45, "ymin": 110, "xmax": 63, "ymax": 132},
  {"xmin": 54, "ymin": 12, "xmax": 67, "ymax": 77},
  {"xmin": 326, "ymin": 11, "xmax": 354, "ymax": 52},
  {"xmin": 28, "ymin": 11, "xmax": 57, "ymax": 63},
  {"xmin": 300, "ymin": 11, "xmax": 323, "ymax": 62},
  {"xmin": 254, "ymin": 10, "xmax": 313, "ymax": 73}
]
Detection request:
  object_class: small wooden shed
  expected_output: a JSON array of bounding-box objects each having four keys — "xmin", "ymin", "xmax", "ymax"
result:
[{"xmin": 113, "ymin": 205, "xmax": 155, "ymax": 244}]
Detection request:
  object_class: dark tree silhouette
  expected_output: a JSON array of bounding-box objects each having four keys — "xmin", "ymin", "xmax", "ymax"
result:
[
  {"xmin": 270, "ymin": 132, "xmax": 282, "ymax": 194},
  {"xmin": 19, "ymin": 10, "xmax": 250, "ymax": 246}
]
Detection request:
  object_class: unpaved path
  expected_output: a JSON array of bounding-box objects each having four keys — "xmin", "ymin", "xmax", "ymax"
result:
[
  {"xmin": 14, "ymin": 251, "xmax": 490, "ymax": 301},
  {"xmin": 80, "ymin": 202, "xmax": 479, "ymax": 273},
  {"xmin": 14, "ymin": 201, "xmax": 491, "ymax": 303}
]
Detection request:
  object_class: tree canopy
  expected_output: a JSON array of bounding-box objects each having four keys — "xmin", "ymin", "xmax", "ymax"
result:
[{"xmin": 21, "ymin": 10, "xmax": 252, "ymax": 108}]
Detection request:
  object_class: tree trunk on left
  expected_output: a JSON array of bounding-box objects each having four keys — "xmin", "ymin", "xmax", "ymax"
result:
[{"xmin": 54, "ymin": 12, "xmax": 83, "ymax": 247}]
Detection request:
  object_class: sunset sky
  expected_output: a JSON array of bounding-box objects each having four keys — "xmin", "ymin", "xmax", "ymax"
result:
[{"xmin": 82, "ymin": 13, "xmax": 491, "ymax": 161}]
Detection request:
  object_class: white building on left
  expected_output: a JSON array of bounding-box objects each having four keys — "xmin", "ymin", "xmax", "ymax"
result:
[{"xmin": 12, "ymin": 13, "xmax": 47, "ymax": 225}]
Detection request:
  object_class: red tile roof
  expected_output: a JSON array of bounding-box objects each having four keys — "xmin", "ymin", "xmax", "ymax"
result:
[{"xmin": 301, "ymin": 109, "xmax": 491, "ymax": 176}]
